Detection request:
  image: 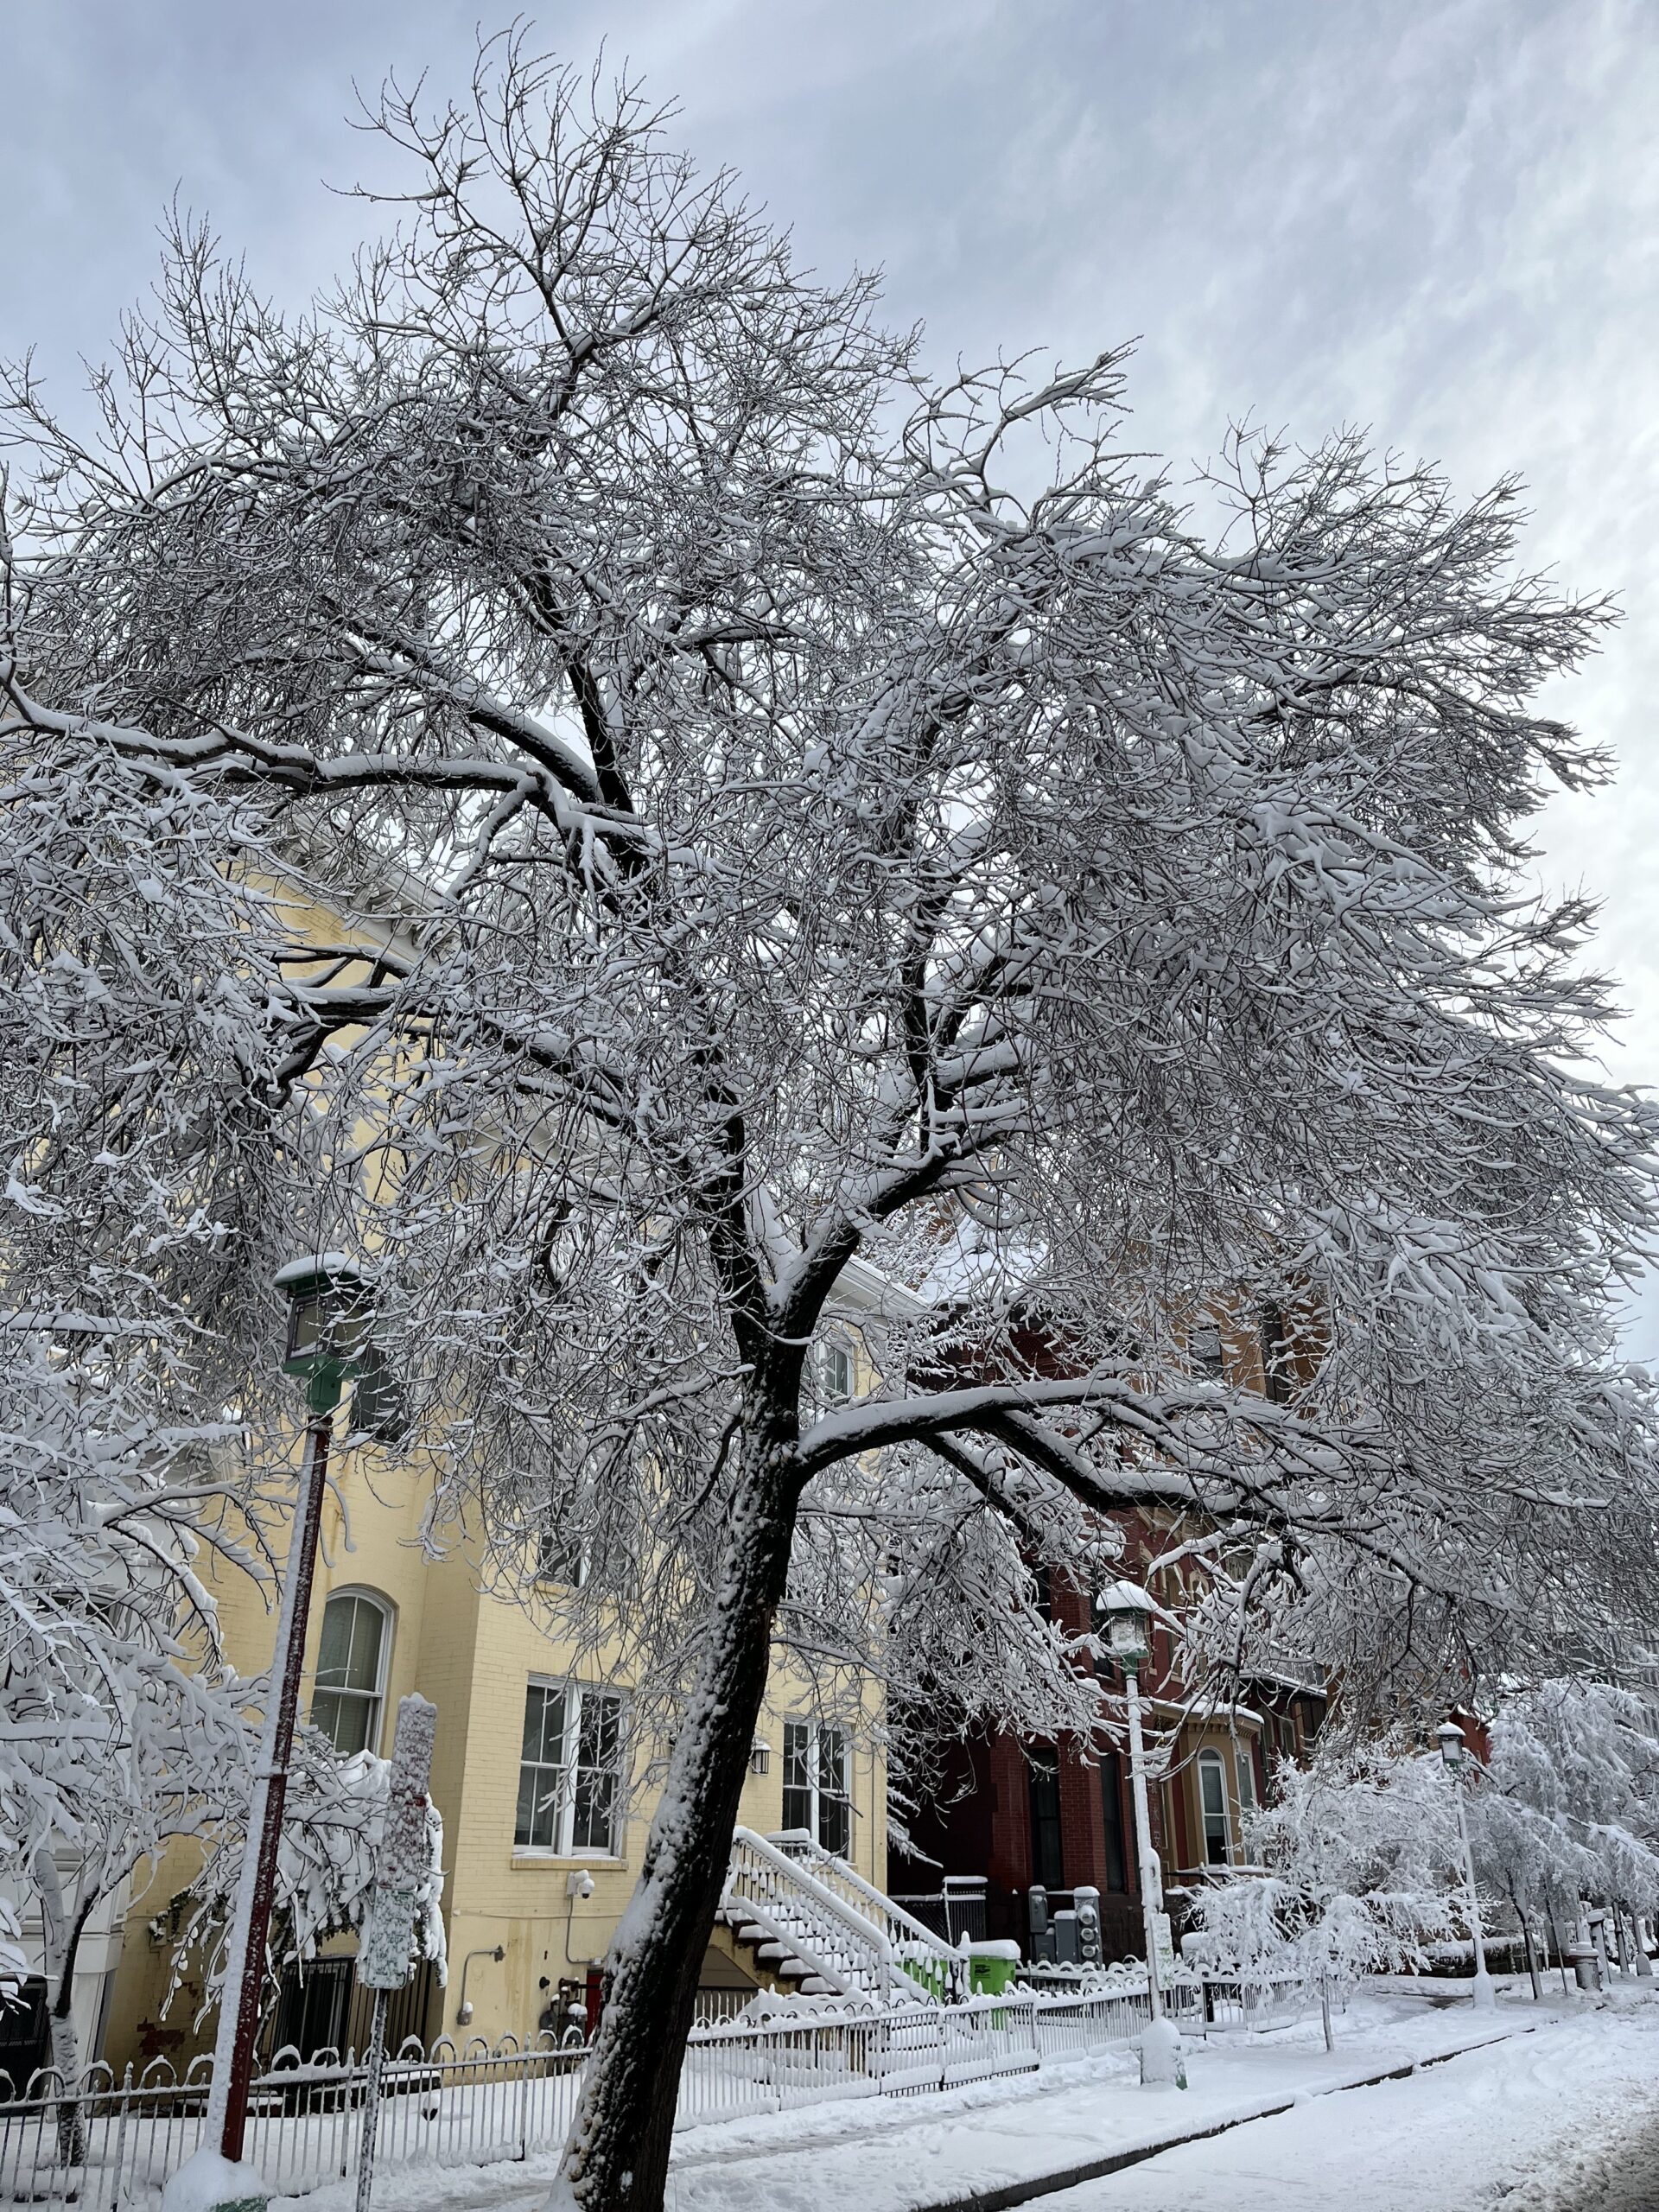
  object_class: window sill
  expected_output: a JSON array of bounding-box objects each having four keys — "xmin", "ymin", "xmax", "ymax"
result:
[{"xmin": 510, "ymin": 1848, "xmax": 624, "ymax": 1869}]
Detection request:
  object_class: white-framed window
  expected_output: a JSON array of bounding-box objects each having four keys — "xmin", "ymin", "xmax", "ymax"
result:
[
  {"xmin": 815, "ymin": 1336, "xmax": 854, "ymax": 1406},
  {"xmin": 311, "ymin": 1589, "xmax": 392, "ymax": 1756},
  {"xmin": 515, "ymin": 1681, "xmax": 626, "ymax": 1856},
  {"xmin": 1235, "ymin": 1744, "xmax": 1258, "ymax": 1819},
  {"xmin": 782, "ymin": 1720, "xmax": 851, "ymax": 1857},
  {"xmin": 1198, "ymin": 1748, "xmax": 1231, "ymax": 1866}
]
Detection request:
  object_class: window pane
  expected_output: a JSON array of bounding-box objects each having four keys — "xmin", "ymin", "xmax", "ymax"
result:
[
  {"xmin": 316, "ymin": 1595, "xmax": 385, "ymax": 1694},
  {"xmin": 344, "ymin": 1599, "xmax": 384, "ymax": 1692},
  {"xmin": 1027, "ymin": 1752, "xmax": 1064, "ymax": 1891},
  {"xmin": 572, "ymin": 1691, "xmax": 622, "ymax": 1855},
  {"xmin": 819, "ymin": 1343, "xmax": 852, "ymax": 1402},
  {"xmin": 536, "ymin": 1530, "xmax": 586, "ymax": 1586},
  {"xmin": 513, "ymin": 1764, "xmax": 542, "ymax": 1848},
  {"xmin": 577, "ymin": 1692, "xmax": 620, "ymax": 1772},
  {"xmin": 573, "ymin": 1768, "xmax": 615, "ymax": 1853},
  {"xmin": 816, "ymin": 1728, "xmax": 850, "ymax": 1853},
  {"xmin": 1200, "ymin": 1754, "xmax": 1229, "ymax": 1865},
  {"xmin": 517, "ymin": 1685, "xmax": 570, "ymax": 1850},
  {"xmin": 781, "ymin": 1722, "xmax": 812, "ymax": 1834},
  {"xmin": 315, "ymin": 1599, "xmax": 354, "ymax": 1688},
  {"xmin": 817, "ymin": 1727, "xmax": 847, "ymax": 1800},
  {"xmin": 314, "ymin": 1688, "xmax": 378, "ymax": 1758},
  {"xmin": 523, "ymin": 1683, "xmax": 567, "ymax": 1767},
  {"xmin": 1099, "ymin": 1752, "xmax": 1127, "ymax": 1892},
  {"xmin": 783, "ymin": 1723, "xmax": 811, "ymax": 1789},
  {"xmin": 817, "ymin": 1728, "xmax": 849, "ymax": 1857}
]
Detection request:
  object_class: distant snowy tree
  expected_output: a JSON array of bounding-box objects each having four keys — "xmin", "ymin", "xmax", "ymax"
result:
[
  {"xmin": 1184, "ymin": 1739, "xmax": 1460, "ymax": 2012},
  {"xmin": 1473, "ymin": 1681, "xmax": 1659, "ymax": 1954},
  {"xmin": 6, "ymin": 32, "xmax": 1659, "ymax": 2210}
]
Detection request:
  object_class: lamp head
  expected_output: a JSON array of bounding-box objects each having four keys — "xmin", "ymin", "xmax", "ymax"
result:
[
  {"xmin": 1434, "ymin": 1719, "xmax": 1465, "ymax": 1770},
  {"xmin": 1097, "ymin": 1579, "xmax": 1154, "ymax": 1666},
  {"xmin": 275, "ymin": 1254, "xmax": 374, "ymax": 1414}
]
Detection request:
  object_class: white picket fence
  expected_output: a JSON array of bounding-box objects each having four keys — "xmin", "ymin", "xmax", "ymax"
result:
[
  {"xmin": 0, "ymin": 1976, "xmax": 1307, "ymax": 2210},
  {"xmin": 0, "ymin": 2039, "xmax": 588, "ymax": 2212}
]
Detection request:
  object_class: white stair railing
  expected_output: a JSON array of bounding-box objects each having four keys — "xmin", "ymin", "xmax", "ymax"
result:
[
  {"xmin": 768, "ymin": 1831, "xmax": 971, "ymax": 2002},
  {"xmin": 725, "ymin": 1829, "xmax": 900, "ymax": 2001}
]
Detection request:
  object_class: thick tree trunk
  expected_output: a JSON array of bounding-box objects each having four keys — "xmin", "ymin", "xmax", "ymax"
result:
[{"xmin": 548, "ymin": 1409, "xmax": 802, "ymax": 2212}]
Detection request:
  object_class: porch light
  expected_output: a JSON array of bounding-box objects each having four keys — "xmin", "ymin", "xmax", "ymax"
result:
[
  {"xmin": 1435, "ymin": 1719, "xmax": 1466, "ymax": 1770},
  {"xmin": 1098, "ymin": 1579, "xmax": 1154, "ymax": 1667},
  {"xmin": 749, "ymin": 1737, "xmax": 772, "ymax": 1776}
]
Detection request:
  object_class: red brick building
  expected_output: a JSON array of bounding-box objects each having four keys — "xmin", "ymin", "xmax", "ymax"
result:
[{"xmin": 894, "ymin": 1516, "xmax": 1326, "ymax": 1962}]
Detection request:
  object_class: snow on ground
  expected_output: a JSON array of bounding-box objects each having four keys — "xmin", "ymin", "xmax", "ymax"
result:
[
  {"xmin": 662, "ymin": 1983, "xmax": 1550, "ymax": 2211},
  {"xmin": 1036, "ymin": 1991, "xmax": 1659, "ymax": 2212},
  {"xmin": 269, "ymin": 1985, "xmax": 1659, "ymax": 2212}
]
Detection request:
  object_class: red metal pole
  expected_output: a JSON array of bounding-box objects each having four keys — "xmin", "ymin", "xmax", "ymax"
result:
[{"xmin": 213, "ymin": 1413, "xmax": 334, "ymax": 2164}]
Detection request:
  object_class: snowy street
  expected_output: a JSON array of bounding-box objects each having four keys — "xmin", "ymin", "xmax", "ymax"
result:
[{"xmin": 1044, "ymin": 2000, "xmax": 1659, "ymax": 2212}]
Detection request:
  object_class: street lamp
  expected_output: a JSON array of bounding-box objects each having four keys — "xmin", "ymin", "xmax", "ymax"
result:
[
  {"xmin": 1436, "ymin": 1720, "xmax": 1495, "ymax": 2012},
  {"xmin": 167, "ymin": 1256, "xmax": 376, "ymax": 2212},
  {"xmin": 1098, "ymin": 1580, "xmax": 1167, "ymax": 2024}
]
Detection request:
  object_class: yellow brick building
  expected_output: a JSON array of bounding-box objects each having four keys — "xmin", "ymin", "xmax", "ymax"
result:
[
  {"xmin": 96, "ymin": 871, "xmax": 898, "ymax": 2069},
  {"xmin": 100, "ymin": 1338, "xmax": 894, "ymax": 2069}
]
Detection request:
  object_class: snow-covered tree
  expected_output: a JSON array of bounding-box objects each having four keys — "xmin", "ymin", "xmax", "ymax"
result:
[
  {"xmin": 0, "ymin": 748, "xmax": 433, "ymax": 2105},
  {"xmin": 181, "ymin": 1731, "xmax": 447, "ymax": 2045},
  {"xmin": 6, "ymin": 34, "xmax": 1659, "ymax": 2210},
  {"xmin": 1183, "ymin": 1739, "xmax": 1461, "ymax": 2012},
  {"xmin": 1473, "ymin": 1681, "xmax": 1659, "ymax": 1958}
]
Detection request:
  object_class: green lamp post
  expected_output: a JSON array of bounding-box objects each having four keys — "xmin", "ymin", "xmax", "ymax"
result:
[
  {"xmin": 1435, "ymin": 1719, "xmax": 1495, "ymax": 2010},
  {"xmin": 174, "ymin": 1257, "xmax": 377, "ymax": 2212}
]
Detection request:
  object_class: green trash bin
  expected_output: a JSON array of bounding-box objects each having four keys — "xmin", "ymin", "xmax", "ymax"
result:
[{"xmin": 967, "ymin": 1941, "xmax": 1020, "ymax": 1996}]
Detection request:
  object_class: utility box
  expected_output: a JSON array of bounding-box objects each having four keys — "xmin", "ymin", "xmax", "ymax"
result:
[{"xmin": 1074, "ymin": 1885, "xmax": 1103, "ymax": 1967}]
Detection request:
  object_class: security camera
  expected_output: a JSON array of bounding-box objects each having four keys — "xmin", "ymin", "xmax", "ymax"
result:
[{"xmin": 566, "ymin": 1869, "xmax": 595, "ymax": 1900}]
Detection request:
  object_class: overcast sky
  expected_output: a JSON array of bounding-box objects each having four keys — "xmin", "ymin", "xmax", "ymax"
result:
[{"xmin": 9, "ymin": 0, "xmax": 1659, "ymax": 1337}]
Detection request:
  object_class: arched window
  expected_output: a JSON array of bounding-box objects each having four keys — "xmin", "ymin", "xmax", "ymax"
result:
[
  {"xmin": 312, "ymin": 1590, "xmax": 392, "ymax": 1756},
  {"xmin": 1198, "ymin": 1749, "xmax": 1231, "ymax": 1866}
]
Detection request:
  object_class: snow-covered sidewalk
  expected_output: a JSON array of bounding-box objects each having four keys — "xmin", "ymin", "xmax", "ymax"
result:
[
  {"xmin": 663, "ymin": 1984, "xmax": 1563, "ymax": 2210},
  {"xmin": 271, "ymin": 1982, "xmax": 1658, "ymax": 2212}
]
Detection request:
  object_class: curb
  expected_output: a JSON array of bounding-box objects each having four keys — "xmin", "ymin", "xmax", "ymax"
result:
[{"xmin": 913, "ymin": 2023, "xmax": 1541, "ymax": 2212}]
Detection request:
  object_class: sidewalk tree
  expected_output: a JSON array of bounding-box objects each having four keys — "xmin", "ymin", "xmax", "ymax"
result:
[
  {"xmin": 0, "ymin": 719, "xmax": 421, "ymax": 2104},
  {"xmin": 5, "ymin": 32, "xmax": 1659, "ymax": 2210},
  {"xmin": 1473, "ymin": 1681, "xmax": 1659, "ymax": 1954},
  {"xmin": 1184, "ymin": 1739, "xmax": 1461, "ymax": 2008}
]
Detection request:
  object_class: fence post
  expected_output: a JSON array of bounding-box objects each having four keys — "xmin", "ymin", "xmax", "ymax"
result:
[{"xmin": 108, "ymin": 2063, "xmax": 134, "ymax": 2212}]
